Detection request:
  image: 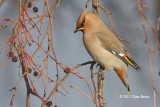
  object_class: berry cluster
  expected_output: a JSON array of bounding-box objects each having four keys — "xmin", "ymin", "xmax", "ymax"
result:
[
  {"xmin": 9, "ymin": 51, "xmax": 18, "ymax": 63},
  {"xmin": 27, "ymin": 2, "xmax": 38, "ymax": 13}
]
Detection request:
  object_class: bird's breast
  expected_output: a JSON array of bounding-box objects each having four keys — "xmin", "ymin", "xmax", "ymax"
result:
[{"xmin": 83, "ymin": 34, "xmax": 118, "ymax": 70}]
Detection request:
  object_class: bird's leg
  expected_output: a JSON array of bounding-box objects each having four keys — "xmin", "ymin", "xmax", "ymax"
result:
[
  {"xmin": 93, "ymin": 64, "xmax": 105, "ymax": 78},
  {"xmin": 92, "ymin": 69, "xmax": 107, "ymax": 76},
  {"xmin": 96, "ymin": 63, "xmax": 101, "ymax": 68}
]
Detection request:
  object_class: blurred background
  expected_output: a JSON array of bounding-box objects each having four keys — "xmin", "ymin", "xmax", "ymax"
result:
[{"xmin": 0, "ymin": 0, "xmax": 160, "ymax": 107}]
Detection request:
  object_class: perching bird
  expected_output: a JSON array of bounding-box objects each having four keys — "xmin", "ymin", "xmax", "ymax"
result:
[{"xmin": 74, "ymin": 8, "xmax": 141, "ymax": 94}]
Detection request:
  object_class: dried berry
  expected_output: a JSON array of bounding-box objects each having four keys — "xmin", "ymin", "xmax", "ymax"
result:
[
  {"xmin": 33, "ymin": 7, "xmax": 38, "ymax": 13},
  {"xmin": 12, "ymin": 56, "xmax": 18, "ymax": 62},
  {"xmin": 28, "ymin": 68, "xmax": 32, "ymax": 73},
  {"xmin": 64, "ymin": 68, "xmax": 70, "ymax": 73},
  {"xmin": 46, "ymin": 101, "xmax": 52, "ymax": 106},
  {"xmin": 54, "ymin": 105, "xmax": 58, "ymax": 107},
  {"xmin": 28, "ymin": 2, "xmax": 32, "ymax": 8},
  {"xmin": 9, "ymin": 51, "xmax": 14, "ymax": 57},
  {"xmin": 33, "ymin": 71, "xmax": 38, "ymax": 76}
]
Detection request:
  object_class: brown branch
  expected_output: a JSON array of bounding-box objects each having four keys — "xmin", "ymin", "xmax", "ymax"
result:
[
  {"xmin": 92, "ymin": 0, "xmax": 105, "ymax": 107},
  {"xmin": 97, "ymin": 67, "xmax": 104, "ymax": 107},
  {"xmin": 41, "ymin": 61, "xmax": 95, "ymax": 107},
  {"xmin": 98, "ymin": 5, "xmax": 130, "ymax": 43},
  {"xmin": 92, "ymin": 0, "xmax": 99, "ymax": 15},
  {"xmin": 0, "ymin": 0, "xmax": 65, "ymax": 106},
  {"xmin": 11, "ymin": 1, "xmax": 32, "ymax": 107},
  {"xmin": 9, "ymin": 73, "xmax": 26, "ymax": 106},
  {"xmin": 0, "ymin": 56, "xmax": 9, "ymax": 69},
  {"xmin": 45, "ymin": 0, "xmax": 59, "ymax": 85},
  {"xmin": 14, "ymin": 43, "xmax": 31, "ymax": 107},
  {"xmin": 85, "ymin": 0, "xmax": 90, "ymax": 8},
  {"xmin": 137, "ymin": 0, "xmax": 158, "ymax": 107},
  {"xmin": 0, "ymin": 0, "xmax": 5, "ymax": 7},
  {"xmin": 90, "ymin": 62, "xmax": 98, "ymax": 107},
  {"xmin": 41, "ymin": 73, "xmax": 69, "ymax": 107}
]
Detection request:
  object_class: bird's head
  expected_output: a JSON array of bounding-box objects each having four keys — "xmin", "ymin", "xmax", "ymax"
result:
[
  {"xmin": 74, "ymin": 8, "xmax": 88, "ymax": 33},
  {"xmin": 74, "ymin": 8, "xmax": 105, "ymax": 33}
]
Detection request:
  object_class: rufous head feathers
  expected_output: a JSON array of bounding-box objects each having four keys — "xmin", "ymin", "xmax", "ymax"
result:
[{"xmin": 74, "ymin": 8, "xmax": 88, "ymax": 33}]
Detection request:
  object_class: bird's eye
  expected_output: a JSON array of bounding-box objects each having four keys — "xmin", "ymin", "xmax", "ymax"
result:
[
  {"xmin": 81, "ymin": 22, "xmax": 84, "ymax": 26},
  {"xmin": 81, "ymin": 19, "xmax": 85, "ymax": 27}
]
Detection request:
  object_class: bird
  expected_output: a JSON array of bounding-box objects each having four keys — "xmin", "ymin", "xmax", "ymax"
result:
[{"xmin": 74, "ymin": 8, "xmax": 141, "ymax": 94}]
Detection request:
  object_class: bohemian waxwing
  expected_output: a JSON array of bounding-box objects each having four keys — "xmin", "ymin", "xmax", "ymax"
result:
[{"xmin": 74, "ymin": 8, "xmax": 141, "ymax": 94}]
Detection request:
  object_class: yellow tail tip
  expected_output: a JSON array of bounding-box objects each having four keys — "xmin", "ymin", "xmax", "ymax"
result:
[{"xmin": 128, "ymin": 91, "xmax": 130, "ymax": 95}]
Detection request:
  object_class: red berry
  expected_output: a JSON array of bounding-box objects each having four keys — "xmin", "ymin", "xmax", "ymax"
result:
[
  {"xmin": 12, "ymin": 56, "xmax": 18, "ymax": 62},
  {"xmin": 33, "ymin": 71, "xmax": 38, "ymax": 76},
  {"xmin": 9, "ymin": 51, "xmax": 14, "ymax": 57},
  {"xmin": 46, "ymin": 101, "xmax": 52, "ymax": 106},
  {"xmin": 64, "ymin": 68, "xmax": 70, "ymax": 73},
  {"xmin": 33, "ymin": 7, "xmax": 38, "ymax": 12}
]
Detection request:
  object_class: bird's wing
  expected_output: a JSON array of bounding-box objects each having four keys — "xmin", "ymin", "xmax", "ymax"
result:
[{"xmin": 96, "ymin": 31, "xmax": 141, "ymax": 71}]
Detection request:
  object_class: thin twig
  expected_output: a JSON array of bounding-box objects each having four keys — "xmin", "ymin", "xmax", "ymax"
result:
[
  {"xmin": 9, "ymin": 73, "xmax": 26, "ymax": 106},
  {"xmin": 137, "ymin": 0, "xmax": 157, "ymax": 107},
  {"xmin": 98, "ymin": 67, "xmax": 104, "ymax": 107},
  {"xmin": 90, "ymin": 62, "xmax": 98, "ymax": 107},
  {"xmin": 0, "ymin": 56, "xmax": 9, "ymax": 69},
  {"xmin": 85, "ymin": 0, "xmax": 90, "ymax": 8},
  {"xmin": 41, "ymin": 61, "xmax": 95, "ymax": 107},
  {"xmin": 92, "ymin": 0, "xmax": 105, "ymax": 107},
  {"xmin": 92, "ymin": 0, "xmax": 99, "ymax": 15},
  {"xmin": 0, "ymin": 0, "xmax": 5, "ymax": 7},
  {"xmin": 98, "ymin": 5, "xmax": 130, "ymax": 43}
]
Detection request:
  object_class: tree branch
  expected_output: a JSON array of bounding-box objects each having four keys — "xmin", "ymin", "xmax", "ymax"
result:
[
  {"xmin": 92, "ymin": 0, "xmax": 99, "ymax": 15},
  {"xmin": 92, "ymin": 0, "xmax": 105, "ymax": 107}
]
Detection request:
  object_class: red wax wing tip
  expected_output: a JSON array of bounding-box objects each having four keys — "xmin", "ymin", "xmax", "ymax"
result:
[{"xmin": 123, "ymin": 54, "xmax": 127, "ymax": 58}]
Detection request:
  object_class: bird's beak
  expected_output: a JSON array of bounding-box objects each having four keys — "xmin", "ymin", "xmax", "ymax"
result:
[
  {"xmin": 74, "ymin": 29, "xmax": 79, "ymax": 33},
  {"xmin": 74, "ymin": 27, "xmax": 83, "ymax": 33}
]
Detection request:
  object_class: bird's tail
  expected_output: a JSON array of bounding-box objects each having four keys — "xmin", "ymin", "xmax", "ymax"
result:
[{"xmin": 116, "ymin": 68, "xmax": 130, "ymax": 94}]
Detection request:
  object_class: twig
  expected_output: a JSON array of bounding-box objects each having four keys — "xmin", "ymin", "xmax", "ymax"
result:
[
  {"xmin": 13, "ymin": 1, "xmax": 32, "ymax": 106},
  {"xmin": 98, "ymin": 67, "xmax": 104, "ymax": 107},
  {"xmin": 41, "ymin": 61, "xmax": 95, "ymax": 107},
  {"xmin": 92, "ymin": 0, "xmax": 99, "ymax": 15},
  {"xmin": 98, "ymin": 5, "xmax": 130, "ymax": 43},
  {"xmin": 0, "ymin": 56, "xmax": 9, "ymax": 69},
  {"xmin": 92, "ymin": 0, "xmax": 105, "ymax": 107},
  {"xmin": 85, "ymin": 0, "xmax": 90, "ymax": 8},
  {"xmin": 90, "ymin": 62, "xmax": 98, "ymax": 107},
  {"xmin": 0, "ymin": 0, "xmax": 5, "ymax": 7},
  {"xmin": 137, "ymin": 0, "xmax": 158, "ymax": 107},
  {"xmin": 9, "ymin": 73, "xmax": 26, "ymax": 106}
]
